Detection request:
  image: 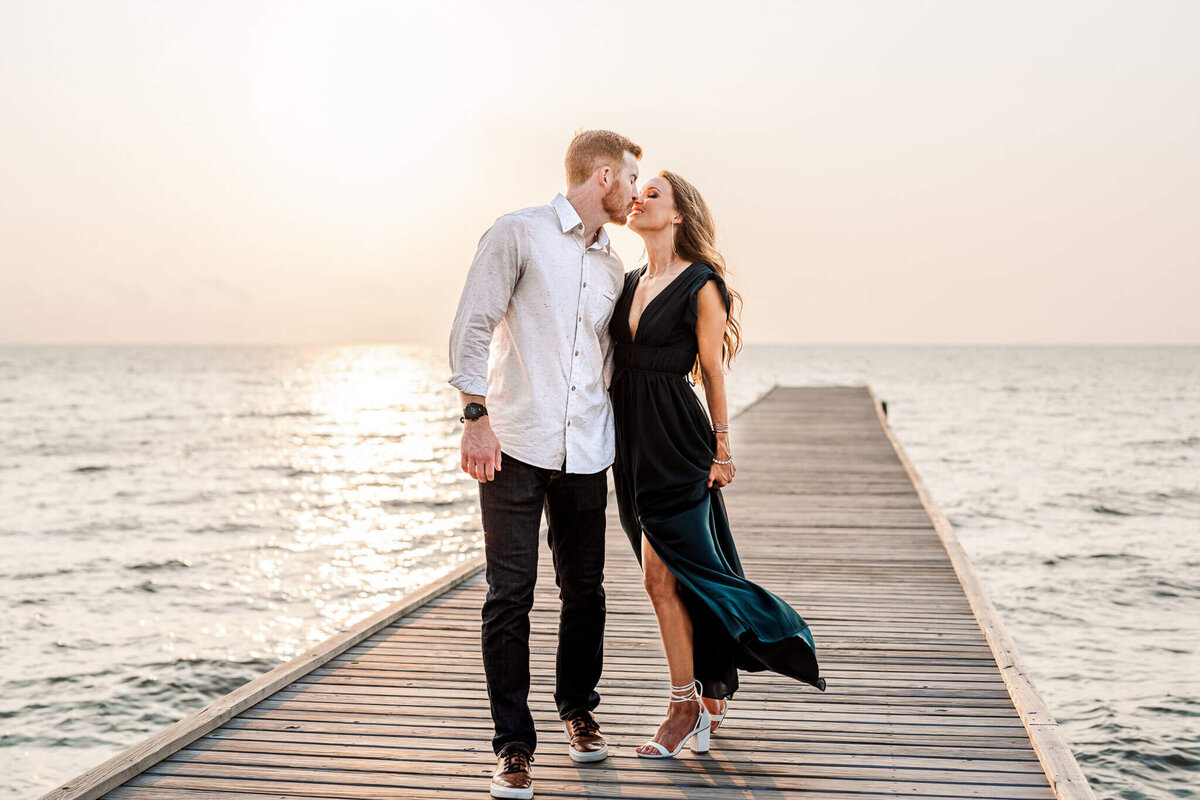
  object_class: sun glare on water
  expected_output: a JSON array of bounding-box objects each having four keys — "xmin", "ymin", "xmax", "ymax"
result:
[{"xmin": 227, "ymin": 345, "xmax": 476, "ymax": 658}]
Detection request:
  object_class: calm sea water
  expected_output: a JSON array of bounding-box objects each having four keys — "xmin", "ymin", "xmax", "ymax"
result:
[{"xmin": 1, "ymin": 345, "xmax": 1196, "ymax": 799}]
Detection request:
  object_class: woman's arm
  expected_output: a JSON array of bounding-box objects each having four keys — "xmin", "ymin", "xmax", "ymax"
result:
[{"xmin": 695, "ymin": 280, "xmax": 736, "ymax": 489}]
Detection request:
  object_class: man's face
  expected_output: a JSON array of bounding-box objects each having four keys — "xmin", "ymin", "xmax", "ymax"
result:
[{"xmin": 601, "ymin": 151, "xmax": 640, "ymax": 225}]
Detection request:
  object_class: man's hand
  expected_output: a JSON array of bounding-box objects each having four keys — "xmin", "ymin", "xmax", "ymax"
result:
[{"xmin": 461, "ymin": 417, "xmax": 502, "ymax": 482}]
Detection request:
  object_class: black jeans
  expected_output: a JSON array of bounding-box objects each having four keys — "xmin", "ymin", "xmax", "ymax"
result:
[{"xmin": 478, "ymin": 452, "xmax": 608, "ymax": 755}]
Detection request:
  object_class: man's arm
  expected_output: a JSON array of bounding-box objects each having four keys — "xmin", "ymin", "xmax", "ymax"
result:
[
  {"xmin": 695, "ymin": 281, "xmax": 734, "ymax": 489},
  {"xmin": 448, "ymin": 216, "xmax": 521, "ymax": 482}
]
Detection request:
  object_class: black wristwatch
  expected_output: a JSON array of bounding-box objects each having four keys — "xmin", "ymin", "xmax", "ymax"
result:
[{"xmin": 461, "ymin": 402, "xmax": 488, "ymax": 423}]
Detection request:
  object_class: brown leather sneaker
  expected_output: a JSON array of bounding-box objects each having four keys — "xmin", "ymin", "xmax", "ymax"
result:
[
  {"xmin": 490, "ymin": 746, "xmax": 533, "ymax": 799},
  {"xmin": 563, "ymin": 709, "xmax": 609, "ymax": 763}
]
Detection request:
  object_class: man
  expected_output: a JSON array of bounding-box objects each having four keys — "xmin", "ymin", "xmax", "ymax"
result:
[{"xmin": 448, "ymin": 130, "xmax": 641, "ymax": 799}]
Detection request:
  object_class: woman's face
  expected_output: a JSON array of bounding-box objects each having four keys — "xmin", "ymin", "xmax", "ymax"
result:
[{"xmin": 628, "ymin": 176, "xmax": 679, "ymax": 234}]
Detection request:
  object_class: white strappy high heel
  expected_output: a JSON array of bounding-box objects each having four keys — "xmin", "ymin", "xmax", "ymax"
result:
[
  {"xmin": 706, "ymin": 697, "xmax": 728, "ymax": 732},
  {"xmin": 636, "ymin": 679, "xmax": 711, "ymax": 758}
]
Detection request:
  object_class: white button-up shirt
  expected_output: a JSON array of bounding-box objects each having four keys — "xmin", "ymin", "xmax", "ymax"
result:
[{"xmin": 448, "ymin": 194, "xmax": 624, "ymax": 473}]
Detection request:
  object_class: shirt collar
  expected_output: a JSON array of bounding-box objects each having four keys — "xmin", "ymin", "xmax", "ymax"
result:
[{"xmin": 551, "ymin": 193, "xmax": 610, "ymax": 252}]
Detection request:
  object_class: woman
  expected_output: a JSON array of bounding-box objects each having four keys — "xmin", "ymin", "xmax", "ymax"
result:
[{"xmin": 610, "ymin": 171, "xmax": 825, "ymax": 759}]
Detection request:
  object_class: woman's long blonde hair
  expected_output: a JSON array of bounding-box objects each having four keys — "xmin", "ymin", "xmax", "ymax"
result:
[{"xmin": 660, "ymin": 170, "xmax": 744, "ymax": 386}]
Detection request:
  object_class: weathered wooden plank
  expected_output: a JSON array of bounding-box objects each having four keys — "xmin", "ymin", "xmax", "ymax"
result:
[
  {"xmin": 246, "ymin": 696, "xmax": 1031, "ymax": 729},
  {"xmin": 282, "ymin": 680, "xmax": 1021, "ymax": 703},
  {"xmin": 201, "ymin": 727, "xmax": 1053, "ymax": 771},
  {"xmin": 156, "ymin": 748, "xmax": 1058, "ymax": 791},
  {"xmin": 133, "ymin": 762, "xmax": 1059, "ymax": 800},
  {"xmin": 231, "ymin": 708, "xmax": 1035, "ymax": 741},
  {"xmin": 221, "ymin": 716, "xmax": 1053, "ymax": 753}
]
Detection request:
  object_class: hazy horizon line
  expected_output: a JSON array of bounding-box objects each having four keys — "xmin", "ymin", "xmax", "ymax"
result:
[{"xmin": 2, "ymin": 341, "xmax": 1197, "ymax": 349}]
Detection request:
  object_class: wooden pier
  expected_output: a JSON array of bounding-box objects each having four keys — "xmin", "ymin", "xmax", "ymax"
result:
[{"xmin": 44, "ymin": 385, "xmax": 1094, "ymax": 799}]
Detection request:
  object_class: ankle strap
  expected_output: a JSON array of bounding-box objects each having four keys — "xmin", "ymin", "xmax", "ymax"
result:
[{"xmin": 668, "ymin": 679, "xmax": 701, "ymax": 703}]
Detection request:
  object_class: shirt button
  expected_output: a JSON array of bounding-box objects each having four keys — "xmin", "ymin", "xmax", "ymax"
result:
[
  {"xmin": 578, "ymin": 316, "xmax": 582, "ymax": 321},
  {"xmin": 567, "ymin": 421, "xmax": 571, "ymax": 427},
  {"xmin": 571, "ymin": 385, "xmax": 576, "ymax": 391},
  {"xmin": 574, "ymin": 351, "xmax": 579, "ymax": 356},
  {"xmin": 583, "ymin": 282, "xmax": 587, "ymax": 287}
]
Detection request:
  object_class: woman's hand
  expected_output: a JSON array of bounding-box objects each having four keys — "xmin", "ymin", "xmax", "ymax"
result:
[
  {"xmin": 707, "ymin": 458, "xmax": 735, "ymax": 489},
  {"xmin": 707, "ymin": 435, "xmax": 735, "ymax": 488}
]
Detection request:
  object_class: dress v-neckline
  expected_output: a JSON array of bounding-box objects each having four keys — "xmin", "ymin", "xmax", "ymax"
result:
[{"xmin": 627, "ymin": 262, "xmax": 699, "ymax": 343}]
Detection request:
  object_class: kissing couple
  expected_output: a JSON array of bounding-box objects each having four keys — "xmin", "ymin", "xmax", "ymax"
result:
[{"xmin": 448, "ymin": 129, "xmax": 825, "ymax": 799}]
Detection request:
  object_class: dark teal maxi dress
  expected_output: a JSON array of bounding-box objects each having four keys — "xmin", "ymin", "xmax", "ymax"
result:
[{"xmin": 609, "ymin": 262, "xmax": 825, "ymax": 700}]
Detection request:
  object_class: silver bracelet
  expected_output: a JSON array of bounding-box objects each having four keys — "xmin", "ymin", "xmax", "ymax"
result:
[{"xmin": 712, "ymin": 455, "xmax": 734, "ymax": 465}]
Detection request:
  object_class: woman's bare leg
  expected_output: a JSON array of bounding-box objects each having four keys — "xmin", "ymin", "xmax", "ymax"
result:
[{"xmin": 636, "ymin": 536, "xmax": 704, "ymax": 755}]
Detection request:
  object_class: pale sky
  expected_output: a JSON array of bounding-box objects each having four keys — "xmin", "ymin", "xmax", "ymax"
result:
[{"xmin": 1, "ymin": 1, "xmax": 1197, "ymax": 345}]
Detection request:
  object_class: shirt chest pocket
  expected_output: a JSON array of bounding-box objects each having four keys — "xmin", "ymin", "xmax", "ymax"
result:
[{"xmin": 591, "ymin": 285, "xmax": 619, "ymax": 334}]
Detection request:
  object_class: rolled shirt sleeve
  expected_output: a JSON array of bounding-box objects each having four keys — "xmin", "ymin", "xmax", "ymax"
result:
[{"xmin": 448, "ymin": 216, "xmax": 522, "ymax": 397}]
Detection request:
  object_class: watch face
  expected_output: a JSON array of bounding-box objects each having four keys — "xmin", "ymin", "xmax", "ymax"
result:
[{"xmin": 464, "ymin": 403, "xmax": 487, "ymax": 420}]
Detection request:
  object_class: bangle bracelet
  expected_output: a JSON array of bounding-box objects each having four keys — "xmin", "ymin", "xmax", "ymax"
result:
[{"xmin": 712, "ymin": 455, "xmax": 734, "ymax": 465}]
